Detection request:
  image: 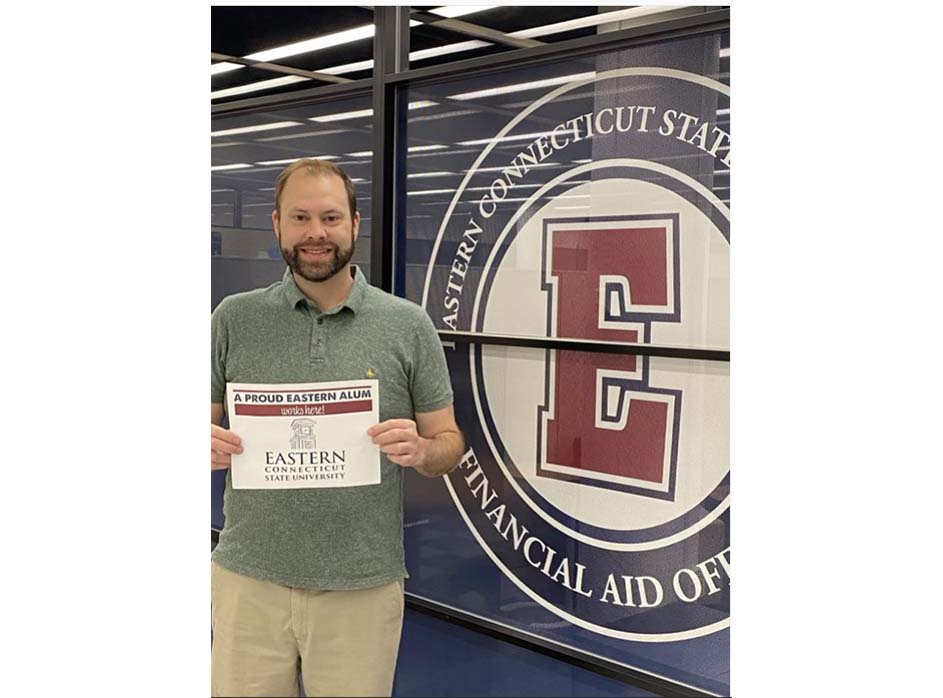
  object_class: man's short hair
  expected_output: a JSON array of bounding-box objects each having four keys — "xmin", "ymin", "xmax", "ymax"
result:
[{"xmin": 274, "ymin": 158, "xmax": 358, "ymax": 219}]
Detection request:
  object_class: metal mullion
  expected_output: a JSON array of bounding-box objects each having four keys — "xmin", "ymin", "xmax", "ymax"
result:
[
  {"xmin": 438, "ymin": 331, "xmax": 729, "ymax": 363},
  {"xmin": 211, "ymin": 78, "xmax": 373, "ymax": 116},
  {"xmin": 370, "ymin": 6, "xmax": 409, "ymax": 292},
  {"xmin": 384, "ymin": 9, "xmax": 729, "ymax": 87}
]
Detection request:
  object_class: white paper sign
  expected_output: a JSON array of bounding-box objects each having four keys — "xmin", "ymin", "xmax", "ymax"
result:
[{"xmin": 226, "ymin": 379, "xmax": 380, "ymax": 490}]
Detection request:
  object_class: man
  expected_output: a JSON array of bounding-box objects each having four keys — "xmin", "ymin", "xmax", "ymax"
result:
[{"xmin": 210, "ymin": 159, "xmax": 464, "ymax": 697}]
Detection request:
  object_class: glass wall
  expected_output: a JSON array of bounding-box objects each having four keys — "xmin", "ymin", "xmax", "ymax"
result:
[
  {"xmin": 211, "ymin": 93, "xmax": 374, "ymax": 310},
  {"xmin": 404, "ymin": 32, "xmax": 729, "ymax": 351},
  {"xmin": 401, "ymin": 29, "xmax": 730, "ymax": 694},
  {"xmin": 211, "ymin": 18, "xmax": 731, "ymax": 695}
]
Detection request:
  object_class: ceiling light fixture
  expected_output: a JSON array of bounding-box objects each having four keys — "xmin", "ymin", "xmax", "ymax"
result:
[
  {"xmin": 211, "ymin": 75, "xmax": 308, "ymax": 100},
  {"xmin": 311, "ymin": 108, "xmax": 373, "ymax": 123},
  {"xmin": 450, "ymin": 72, "xmax": 595, "ymax": 101},
  {"xmin": 468, "ymin": 162, "xmax": 560, "ymax": 173},
  {"xmin": 311, "ymin": 100, "xmax": 435, "ymax": 123},
  {"xmin": 457, "ymin": 132, "xmax": 557, "ymax": 146},
  {"xmin": 245, "ymin": 24, "xmax": 376, "ymax": 63},
  {"xmin": 429, "ymin": 5, "xmax": 499, "ymax": 19},
  {"xmin": 211, "ymin": 121, "xmax": 302, "ymax": 137},
  {"xmin": 212, "ymin": 7, "xmax": 696, "ymax": 100},
  {"xmin": 211, "ymin": 62, "xmax": 243, "ymax": 76},
  {"xmin": 408, "ymin": 144, "xmax": 447, "ymax": 152},
  {"xmin": 512, "ymin": 6, "xmax": 684, "ymax": 39},
  {"xmin": 256, "ymin": 155, "xmax": 339, "ymax": 165},
  {"xmin": 407, "ymin": 188, "xmax": 455, "ymax": 196},
  {"xmin": 211, "ymin": 163, "xmax": 253, "ymax": 171}
]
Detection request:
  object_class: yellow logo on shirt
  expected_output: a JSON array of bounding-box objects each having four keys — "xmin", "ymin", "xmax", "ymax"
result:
[{"xmin": 366, "ymin": 368, "xmax": 377, "ymax": 378}]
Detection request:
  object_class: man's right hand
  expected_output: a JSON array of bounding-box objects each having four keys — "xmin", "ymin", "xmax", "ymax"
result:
[{"xmin": 211, "ymin": 424, "xmax": 243, "ymax": 470}]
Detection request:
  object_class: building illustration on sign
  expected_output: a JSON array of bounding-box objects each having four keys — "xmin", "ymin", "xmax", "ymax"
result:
[{"xmin": 289, "ymin": 418, "xmax": 317, "ymax": 450}]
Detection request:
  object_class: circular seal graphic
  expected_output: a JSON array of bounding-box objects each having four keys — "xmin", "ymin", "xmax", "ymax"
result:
[{"xmin": 422, "ymin": 68, "xmax": 730, "ymax": 641}]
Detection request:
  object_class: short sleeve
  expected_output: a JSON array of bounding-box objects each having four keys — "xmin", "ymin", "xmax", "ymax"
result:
[
  {"xmin": 409, "ymin": 310, "xmax": 454, "ymax": 414},
  {"xmin": 211, "ymin": 302, "xmax": 228, "ymax": 404}
]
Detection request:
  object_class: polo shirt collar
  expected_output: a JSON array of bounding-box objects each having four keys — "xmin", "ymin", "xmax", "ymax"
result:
[{"xmin": 281, "ymin": 265, "xmax": 368, "ymax": 315}]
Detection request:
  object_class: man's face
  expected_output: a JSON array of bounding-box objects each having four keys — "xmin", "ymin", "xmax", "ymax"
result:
[{"xmin": 272, "ymin": 171, "xmax": 360, "ymax": 283}]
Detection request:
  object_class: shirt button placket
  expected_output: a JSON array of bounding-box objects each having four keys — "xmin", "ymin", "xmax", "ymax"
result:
[{"xmin": 311, "ymin": 315, "xmax": 326, "ymax": 364}]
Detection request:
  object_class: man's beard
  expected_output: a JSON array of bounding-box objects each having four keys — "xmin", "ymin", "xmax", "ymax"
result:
[{"xmin": 280, "ymin": 231, "xmax": 355, "ymax": 283}]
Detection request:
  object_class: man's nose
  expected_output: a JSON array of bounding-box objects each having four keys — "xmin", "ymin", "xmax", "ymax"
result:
[{"xmin": 303, "ymin": 221, "xmax": 328, "ymax": 239}]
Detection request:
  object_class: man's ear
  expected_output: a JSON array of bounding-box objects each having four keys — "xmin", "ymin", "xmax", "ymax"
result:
[
  {"xmin": 352, "ymin": 211, "xmax": 361, "ymax": 241},
  {"xmin": 272, "ymin": 208, "xmax": 280, "ymax": 242}
]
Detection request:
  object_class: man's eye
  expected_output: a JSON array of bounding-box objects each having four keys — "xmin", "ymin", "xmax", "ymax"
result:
[{"xmin": 325, "ymin": 216, "xmax": 340, "ymax": 223}]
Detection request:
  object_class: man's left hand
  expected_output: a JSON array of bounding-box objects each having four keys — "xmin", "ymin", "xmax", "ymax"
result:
[{"xmin": 368, "ymin": 419, "xmax": 427, "ymax": 469}]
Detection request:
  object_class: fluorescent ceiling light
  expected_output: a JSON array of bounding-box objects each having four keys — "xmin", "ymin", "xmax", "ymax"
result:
[
  {"xmin": 313, "ymin": 8, "xmax": 676, "ymax": 77},
  {"xmin": 212, "ymin": 7, "xmax": 703, "ymax": 99},
  {"xmin": 211, "ymin": 62, "xmax": 243, "ymax": 76},
  {"xmin": 720, "ymin": 48, "xmax": 731, "ymax": 58},
  {"xmin": 211, "ymin": 163, "xmax": 253, "ymax": 171},
  {"xmin": 212, "ymin": 75, "xmax": 308, "ymax": 100},
  {"xmin": 512, "ymin": 6, "xmax": 679, "ymax": 39},
  {"xmin": 318, "ymin": 59, "xmax": 374, "ymax": 75},
  {"xmin": 430, "ymin": 5, "xmax": 499, "ymax": 19},
  {"xmin": 212, "ymin": 121, "xmax": 302, "ymax": 137},
  {"xmin": 408, "ymin": 144, "xmax": 447, "ymax": 152},
  {"xmin": 347, "ymin": 151, "xmax": 372, "ymax": 157},
  {"xmin": 239, "ymin": 7, "xmax": 493, "ymax": 71},
  {"xmin": 479, "ymin": 194, "xmax": 589, "ymax": 204},
  {"xmin": 572, "ymin": 159, "xmax": 592, "ymax": 164},
  {"xmin": 259, "ymin": 129, "xmax": 347, "ymax": 142},
  {"xmin": 718, "ymin": 108, "xmax": 730, "ymax": 115},
  {"xmin": 311, "ymin": 101, "xmax": 434, "ymax": 123},
  {"xmin": 407, "ymin": 171, "xmax": 455, "ymax": 178},
  {"xmin": 457, "ymin": 131, "xmax": 557, "ymax": 146},
  {"xmin": 408, "ymin": 189, "xmax": 455, "ymax": 196},
  {"xmin": 311, "ymin": 108, "xmax": 373, "ymax": 123},
  {"xmin": 256, "ymin": 156, "xmax": 338, "ymax": 165},
  {"xmin": 450, "ymin": 72, "xmax": 595, "ymax": 101},
  {"xmin": 462, "ymin": 183, "xmax": 541, "ymax": 192},
  {"xmin": 469, "ymin": 162, "xmax": 560, "ymax": 173},
  {"xmin": 411, "ymin": 109, "xmax": 476, "ymax": 123},
  {"xmin": 246, "ymin": 24, "xmax": 375, "ymax": 63},
  {"xmin": 410, "ymin": 40, "xmax": 489, "ymax": 62}
]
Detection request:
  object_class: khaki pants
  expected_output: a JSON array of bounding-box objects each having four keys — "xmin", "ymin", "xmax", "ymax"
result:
[{"xmin": 211, "ymin": 562, "xmax": 404, "ymax": 698}]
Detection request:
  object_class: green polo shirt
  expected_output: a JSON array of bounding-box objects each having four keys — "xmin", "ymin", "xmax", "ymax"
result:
[{"xmin": 211, "ymin": 265, "xmax": 453, "ymax": 589}]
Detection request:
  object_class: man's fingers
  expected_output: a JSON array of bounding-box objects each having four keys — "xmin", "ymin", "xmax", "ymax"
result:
[
  {"xmin": 211, "ymin": 424, "xmax": 243, "ymax": 447},
  {"xmin": 367, "ymin": 419, "xmax": 416, "ymax": 437},
  {"xmin": 387, "ymin": 454, "xmax": 419, "ymax": 467},
  {"xmin": 379, "ymin": 441, "xmax": 415, "ymax": 456},
  {"xmin": 212, "ymin": 439, "xmax": 243, "ymax": 455},
  {"xmin": 370, "ymin": 428, "xmax": 416, "ymax": 446}
]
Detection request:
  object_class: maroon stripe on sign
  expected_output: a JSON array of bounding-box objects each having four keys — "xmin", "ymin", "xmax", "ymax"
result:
[
  {"xmin": 233, "ymin": 385, "xmax": 373, "ymax": 394},
  {"xmin": 234, "ymin": 399, "xmax": 373, "ymax": 417}
]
